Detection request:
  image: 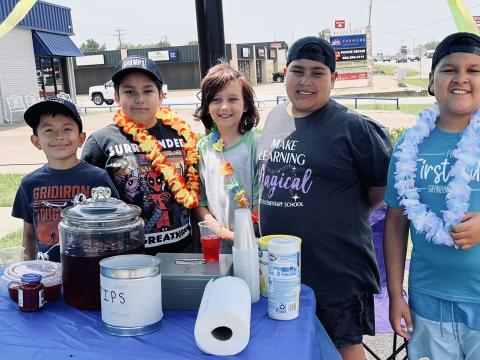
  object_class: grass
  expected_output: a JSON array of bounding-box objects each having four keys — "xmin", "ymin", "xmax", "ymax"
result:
[
  {"xmin": 0, "ymin": 228, "xmax": 22, "ymax": 248},
  {"xmin": 402, "ymin": 78, "xmax": 429, "ymax": 89},
  {"xmin": 0, "ymin": 173, "xmax": 25, "ymax": 207},
  {"xmin": 406, "ymin": 69, "xmax": 419, "ymax": 77},
  {"xmin": 374, "ymin": 64, "xmax": 396, "ymax": 76},
  {"xmin": 0, "ymin": 173, "xmax": 24, "ymax": 249}
]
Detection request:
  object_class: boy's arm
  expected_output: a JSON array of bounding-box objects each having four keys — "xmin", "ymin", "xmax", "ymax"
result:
[
  {"xmin": 451, "ymin": 212, "xmax": 480, "ymax": 250},
  {"xmin": 193, "ymin": 206, "xmax": 234, "ymax": 244},
  {"xmin": 368, "ymin": 185, "xmax": 386, "ymax": 210},
  {"xmin": 22, "ymin": 221, "xmax": 36, "ymax": 260},
  {"xmin": 81, "ymin": 135, "xmax": 107, "ymax": 169},
  {"xmin": 384, "ymin": 206, "xmax": 412, "ymax": 339}
]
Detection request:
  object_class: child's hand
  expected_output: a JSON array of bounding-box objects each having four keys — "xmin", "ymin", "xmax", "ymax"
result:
[
  {"xmin": 221, "ymin": 229, "xmax": 234, "ymax": 243},
  {"xmin": 389, "ymin": 295, "xmax": 413, "ymax": 339},
  {"xmin": 451, "ymin": 212, "xmax": 480, "ymax": 250}
]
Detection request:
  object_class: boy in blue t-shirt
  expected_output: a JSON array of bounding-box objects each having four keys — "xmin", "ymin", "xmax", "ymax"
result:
[
  {"xmin": 12, "ymin": 97, "xmax": 118, "ymax": 262},
  {"xmin": 384, "ymin": 32, "xmax": 480, "ymax": 359}
]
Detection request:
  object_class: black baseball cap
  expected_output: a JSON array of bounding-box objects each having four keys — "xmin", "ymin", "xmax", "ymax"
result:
[
  {"xmin": 24, "ymin": 97, "xmax": 82, "ymax": 132},
  {"xmin": 431, "ymin": 32, "xmax": 480, "ymax": 71},
  {"xmin": 112, "ymin": 55, "xmax": 164, "ymax": 85},
  {"xmin": 287, "ymin": 36, "xmax": 336, "ymax": 72}
]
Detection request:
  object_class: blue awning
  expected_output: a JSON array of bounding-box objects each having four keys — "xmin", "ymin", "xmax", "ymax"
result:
[{"xmin": 32, "ymin": 30, "xmax": 83, "ymax": 57}]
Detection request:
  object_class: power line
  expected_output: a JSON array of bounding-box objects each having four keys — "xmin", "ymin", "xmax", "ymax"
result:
[{"xmin": 113, "ymin": 29, "xmax": 126, "ymax": 48}]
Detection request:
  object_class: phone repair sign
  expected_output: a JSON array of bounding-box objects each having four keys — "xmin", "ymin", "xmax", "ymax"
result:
[{"xmin": 335, "ymin": 48, "xmax": 367, "ymax": 61}]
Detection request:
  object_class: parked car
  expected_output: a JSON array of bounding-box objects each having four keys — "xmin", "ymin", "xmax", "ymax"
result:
[
  {"xmin": 407, "ymin": 54, "xmax": 420, "ymax": 61},
  {"xmin": 272, "ymin": 72, "xmax": 284, "ymax": 82},
  {"xmin": 89, "ymin": 80, "xmax": 115, "ymax": 105},
  {"xmin": 395, "ymin": 54, "xmax": 407, "ymax": 63},
  {"xmin": 88, "ymin": 81, "xmax": 168, "ymax": 105},
  {"xmin": 383, "ymin": 55, "xmax": 392, "ymax": 62}
]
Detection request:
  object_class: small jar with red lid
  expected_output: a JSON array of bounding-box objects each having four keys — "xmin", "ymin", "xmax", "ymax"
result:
[{"xmin": 18, "ymin": 273, "xmax": 45, "ymax": 312}]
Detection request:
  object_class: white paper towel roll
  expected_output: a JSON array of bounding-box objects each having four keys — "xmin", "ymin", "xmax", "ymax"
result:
[{"xmin": 194, "ymin": 276, "xmax": 251, "ymax": 356}]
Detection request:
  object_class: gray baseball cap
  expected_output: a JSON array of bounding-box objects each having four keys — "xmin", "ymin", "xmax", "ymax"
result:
[{"xmin": 112, "ymin": 55, "xmax": 164, "ymax": 85}]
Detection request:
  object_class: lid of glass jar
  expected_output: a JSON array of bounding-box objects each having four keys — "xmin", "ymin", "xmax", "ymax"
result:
[
  {"xmin": 2, "ymin": 260, "xmax": 62, "ymax": 286},
  {"xmin": 61, "ymin": 187, "xmax": 141, "ymax": 225}
]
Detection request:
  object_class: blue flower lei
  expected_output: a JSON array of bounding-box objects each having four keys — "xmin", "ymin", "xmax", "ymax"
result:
[{"xmin": 394, "ymin": 106, "xmax": 480, "ymax": 246}]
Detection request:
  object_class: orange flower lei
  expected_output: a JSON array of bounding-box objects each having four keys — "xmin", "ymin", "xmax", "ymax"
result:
[
  {"xmin": 113, "ymin": 107, "xmax": 200, "ymax": 208},
  {"xmin": 211, "ymin": 133, "xmax": 250, "ymax": 208}
]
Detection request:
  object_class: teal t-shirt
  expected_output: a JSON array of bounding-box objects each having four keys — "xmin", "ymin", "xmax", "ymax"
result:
[{"xmin": 385, "ymin": 127, "xmax": 480, "ymax": 303}]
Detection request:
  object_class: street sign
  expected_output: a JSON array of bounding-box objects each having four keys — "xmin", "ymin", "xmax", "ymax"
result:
[
  {"xmin": 335, "ymin": 48, "xmax": 367, "ymax": 61},
  {"xmin": 330, "ymin": 27, "xmax": 365, "ymax": 36},
  {"xmin": 335, "ymin": 20, "xmax": 345, "ymax": 28},
  {"xmin": 337, "ymin": 72, "xmax": 367, "ymax": 80},
  {"xmin": 330, "ymin": 35, "xmax": 366, "ymax": 49}
]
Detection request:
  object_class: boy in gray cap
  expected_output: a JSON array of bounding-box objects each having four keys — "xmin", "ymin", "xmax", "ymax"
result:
[
  {"xmin": 257, "ymin": 36, "xmax": 392, "ymax": 359},
  {"xmin": 82, "ymin": 56, "xmax": 197, "ymax": 256},
  {"xmin": 384, "ymin": 32, "xmax": 480, "ymax": 359}
]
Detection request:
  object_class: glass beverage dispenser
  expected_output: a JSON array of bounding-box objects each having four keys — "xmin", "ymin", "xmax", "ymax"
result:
[{"xmin": 58, "ymin": 187, "xmax": 144, "ymax": 310}]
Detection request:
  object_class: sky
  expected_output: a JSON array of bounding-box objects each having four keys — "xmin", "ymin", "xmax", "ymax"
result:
[{"xmin": 48, "ymin": 0, "xmax": 480, "ymax": 55}]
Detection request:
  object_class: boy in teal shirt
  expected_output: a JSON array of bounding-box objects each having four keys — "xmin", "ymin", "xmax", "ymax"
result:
[{"xmin": 384, "ymin": 32, "xmax": 480, "ymax": 359}]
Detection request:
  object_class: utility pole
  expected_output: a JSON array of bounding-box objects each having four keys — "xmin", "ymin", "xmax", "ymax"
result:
[
  {"xmin": 114, "ymin": 29, "xmax": 126, "ymax": 49},
  {"xmin": 195, "ymin": 0, "xmax": 226, "ymax": 79},
  {"xmin": 368, "ymin": 0, "xmax": 373, "ymax": 26}
]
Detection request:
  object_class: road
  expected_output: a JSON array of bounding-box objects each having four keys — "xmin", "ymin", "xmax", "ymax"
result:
[{"xmin": 378, "ymin": 57, "xmax": 432, "ymax": 79}]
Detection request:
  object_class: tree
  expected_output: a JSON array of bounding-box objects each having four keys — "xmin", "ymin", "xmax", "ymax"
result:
[
  {"xmin": 423, "ymin": 40, "xmax": 439, "ymax": 50},
  {"xmin": 80, "ymin": 39, "xmax": 106, "ymax": 52},
  {"xmin": 186, "ymin": 40, "xmax": 198, "ymax": 45},
  {"xmin": 117, "ymin": 42, "xmax": 137, "ymax": 49},
  {"xmin": 317, "ymin": 31, "xmax": 326, "ymax": 39},
  {"xmin": 116, "ymin": 37, "xmax": 171, "ymax": 50}
]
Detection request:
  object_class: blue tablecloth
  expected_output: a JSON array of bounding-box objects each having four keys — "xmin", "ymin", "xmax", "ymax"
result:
[{"xmin": 0, "ymin": 281, "xmax": 341, "ymax": 360}]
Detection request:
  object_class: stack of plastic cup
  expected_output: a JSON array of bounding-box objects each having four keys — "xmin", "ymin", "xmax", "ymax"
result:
[{"xmin": 232, "ymin": 208, "xmax": 259, "ymax": 303}]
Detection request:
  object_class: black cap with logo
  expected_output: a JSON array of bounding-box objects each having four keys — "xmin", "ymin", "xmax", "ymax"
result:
[
  {"xmin": 431, "ymin": 32, "xmax": 480, "ymax": 72},
  {"xmin": 287, "ymin": 36, "xmax": 336, "ymax": 72},
  {"xmin": 24, "ymin": 97, "xmax": 82, "ymax": 132},
  {"xmin": 112, "ymin": 55, "xmax": 164, "ymax": 85}
]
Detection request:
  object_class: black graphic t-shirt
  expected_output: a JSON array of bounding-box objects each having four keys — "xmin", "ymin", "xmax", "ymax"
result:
[
  {"xmin": 12, "ymin": 161, "xmax": 119, "ymax": 262},
  {"xmin": 82, "ymin": 121, "xmax": 192, "ymax": 255},
  {"xmin": 257, "ymin": 100, "xmax": 392, "ymax": 302}
]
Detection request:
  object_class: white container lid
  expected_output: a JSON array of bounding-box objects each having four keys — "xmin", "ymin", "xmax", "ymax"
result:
[
  {"xmin": 2, "ymin": 260, "xmax": 62, "ymax": 287},
  {"xmin": 268, "ymin": 237, "xmax": 300, "ymax": 253}
]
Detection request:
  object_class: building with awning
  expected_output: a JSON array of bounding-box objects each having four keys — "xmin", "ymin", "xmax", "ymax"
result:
[{"xmin": 0, "ymin": 0, "xmax": 82, "ymax": 123}]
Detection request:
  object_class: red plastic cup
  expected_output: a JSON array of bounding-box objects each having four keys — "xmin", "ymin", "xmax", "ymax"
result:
[{"xmin": 198, "ymin": 220, "xmax": 221, "ymax": 263}]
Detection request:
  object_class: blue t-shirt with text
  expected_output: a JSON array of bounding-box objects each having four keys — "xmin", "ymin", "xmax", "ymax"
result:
[{"xmin": 385, "ymin": 127, "xmax": 480, "ymax": 303}]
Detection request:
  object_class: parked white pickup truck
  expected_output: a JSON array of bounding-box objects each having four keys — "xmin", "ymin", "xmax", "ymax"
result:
[
  {"xmin": 88, "ymin": 81, "xmax": 168, "ymax": 106},
  {"xmin": 89, "ymin": 80, "xmax": 115, "ymax": 105}
]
